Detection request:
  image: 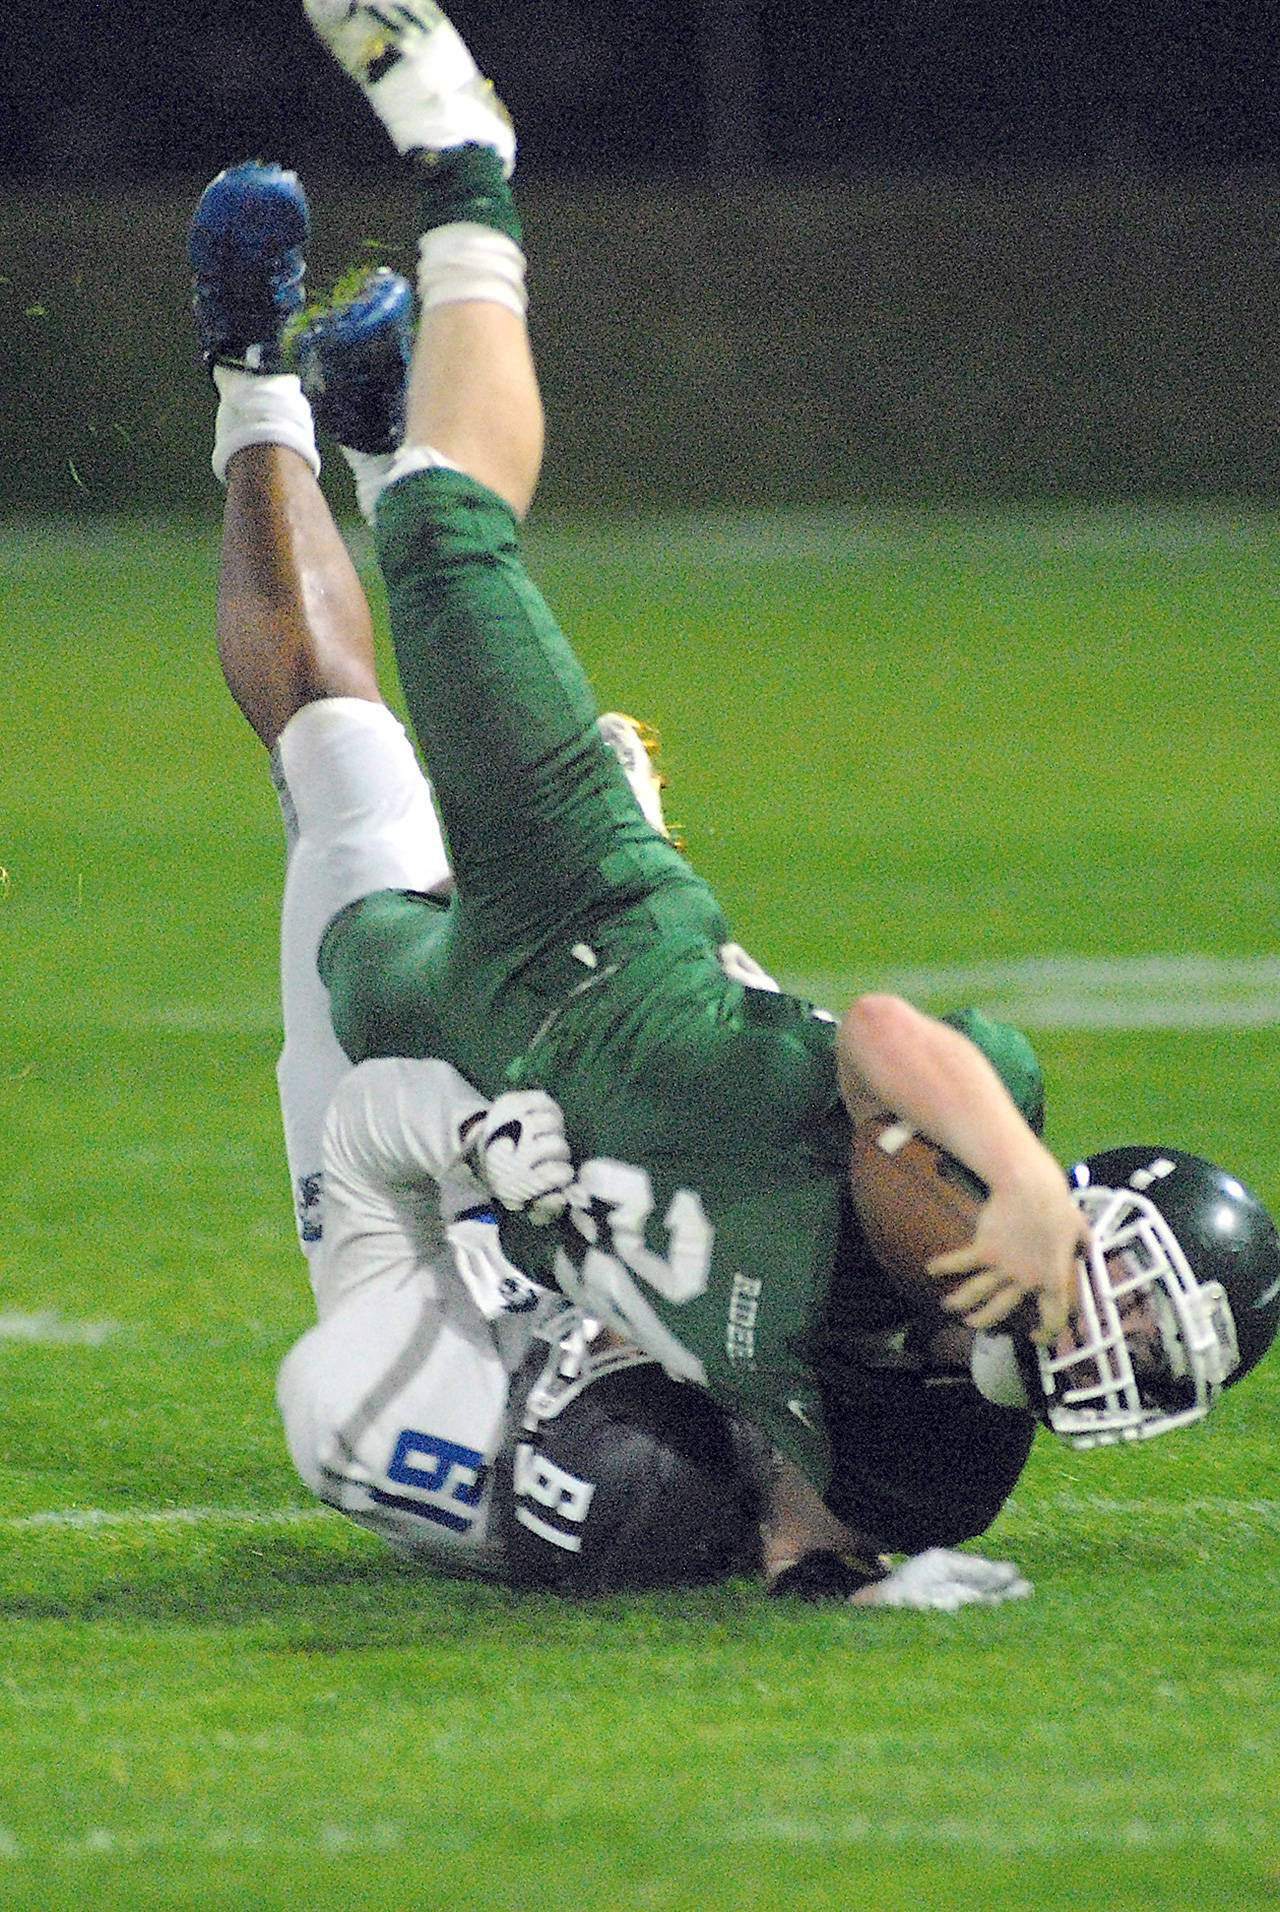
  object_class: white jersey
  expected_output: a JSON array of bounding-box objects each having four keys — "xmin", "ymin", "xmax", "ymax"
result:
[{"xmin": 276, "ymin": 1054, "xmax": 572, "ymax": 1576}]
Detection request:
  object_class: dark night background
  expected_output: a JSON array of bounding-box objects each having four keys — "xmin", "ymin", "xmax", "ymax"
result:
[
  {"xmin": 3, "ymin": 3, "xmax": 1279, "ymax": 510},
  {"xmin": 3, "ymin": 1, "xmax": 1278, "ymax": 182}
]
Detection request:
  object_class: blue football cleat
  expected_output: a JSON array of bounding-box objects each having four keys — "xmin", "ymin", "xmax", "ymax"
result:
[
  {"xmin": 287, "ymin": 266, "xmax": 414, "ymax": 454},
  {"xmin": 188, "ymin": 161, "xmax": 309, "ymax": 373}
]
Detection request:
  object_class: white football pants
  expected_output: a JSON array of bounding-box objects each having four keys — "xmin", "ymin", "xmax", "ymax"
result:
[{"xmin": 271, "ymin": 697, "xmax": 449, "ymax": 1287}]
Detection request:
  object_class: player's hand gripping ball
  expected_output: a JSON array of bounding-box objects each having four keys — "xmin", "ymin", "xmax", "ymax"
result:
[{"xmin": 848, "ymin": 1111, "xmax": 987, "ymax": 1312}]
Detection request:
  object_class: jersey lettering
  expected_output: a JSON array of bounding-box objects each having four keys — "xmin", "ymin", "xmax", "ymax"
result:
[
  {"xmin": 726, "ymin": 1271, "xmax": 762, "ymax": 1365},
  {"xmin": 569, "ymin": 1160, "xmax": 712, "ymax": 1302},
  {"xmin": 513, "ymin": 1443, "xmax": 595, "ymax": 1551},
  {"xmin": 555, "ymin": 1158, "xmax": 712, "ymax": 1384},
  {"xmin": 375, "ymin": 1428, "xmax": 487, "ymax": 1532}
]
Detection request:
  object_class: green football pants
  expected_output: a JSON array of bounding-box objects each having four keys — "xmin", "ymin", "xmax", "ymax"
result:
[{"xmin": 319, "ymin": 468, "xmax": 726, "ymax": 1092}]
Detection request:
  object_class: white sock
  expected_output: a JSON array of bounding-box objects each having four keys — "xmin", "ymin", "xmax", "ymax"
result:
[
  {"xmin": 366, "ymin": 224, "xmax": 525, "ymax": 510},
  {"xmin": 212, "ymin": 365, "xmax": 321, "ymax": 485},
  {"xmin": 417, "ymin": 222, "xmax": 527, "ymax": 318},
  {"xmin": 339, "ymin": 446, "xmax": 396, "ymax": 526}
]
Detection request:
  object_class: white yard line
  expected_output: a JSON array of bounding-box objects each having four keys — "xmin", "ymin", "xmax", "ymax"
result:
[
  {"xmin": 8, "ymin": 1492, "xmax": 1277, "ymax": 1537},
  {"xmin": 784, "ymin": 952, "xmax": 1280, "ymax": 1029},
  {"xmin": 0, "ymin": 1311, "xmax": 122, "ymax": 1346},
  {"xmin": 719, "ymin": 1810, "xmax": 1269, "ymax": 1854},
  {"xmin": 3, "ymin": 1505, "xmax": 335, "ymax": 1532},
  {"xmin": 0, "ymin": 1805, "xmax": 1266, "ymax": 1863},
  {"xmin": 29, "ymin": 955, "xmax": 1280, "ymax": 1037}
]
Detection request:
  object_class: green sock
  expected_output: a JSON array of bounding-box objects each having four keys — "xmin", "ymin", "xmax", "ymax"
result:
[{"xmin": 416, "ymin": 144, "xmax": 522, "ymax": 246}]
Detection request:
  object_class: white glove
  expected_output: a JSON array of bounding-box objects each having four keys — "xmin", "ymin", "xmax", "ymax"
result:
[
  {"xmin": 470, "ymin": 1090, "xmax": 576, "ymax": 1225},
  {"xmin": 857, "ymin": 1547, "xmax": 1033, "ymax": 1611}
]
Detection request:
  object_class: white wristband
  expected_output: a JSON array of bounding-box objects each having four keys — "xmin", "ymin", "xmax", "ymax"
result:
[{"xmin": 969, "ymin": 1332, "xmax": 1033, "ymax": 1409}]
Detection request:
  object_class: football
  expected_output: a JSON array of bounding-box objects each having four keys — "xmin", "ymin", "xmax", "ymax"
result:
[{"xmin": 847, "ymin": 1110, "xmax": 987, "ymax": 1313}]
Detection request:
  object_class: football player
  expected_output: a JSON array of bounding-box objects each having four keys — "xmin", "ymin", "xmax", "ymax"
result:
[
  {"xmin": 194, "ymin": 0, "xmax": 1280, "ymax": 1588},
  {"xmin": 282, "ymin": 0, "xmax": 1280, "ymax": 1520},
  {"xmin": 195, "ymin": 179, "xmax": 1036, "ymax": 1606},
  {"xmin": 285, "ymin": 0, "xmax": 1085, "ymax": 1477}
]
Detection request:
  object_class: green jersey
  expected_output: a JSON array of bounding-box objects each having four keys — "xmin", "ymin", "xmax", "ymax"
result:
[{"xmin": 320, "ymin": 469, "xmax": 1042, "ymax": 1489}]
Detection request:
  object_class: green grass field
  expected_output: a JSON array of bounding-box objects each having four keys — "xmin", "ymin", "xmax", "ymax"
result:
[{"xmin": 2, "ymin": 505, "xmax": 1279, "ymax": 1910}]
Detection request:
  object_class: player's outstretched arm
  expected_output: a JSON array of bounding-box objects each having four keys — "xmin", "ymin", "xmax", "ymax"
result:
[
  {"xmin": 315, "ymin": 1056, "xmax": 554, "ymax": 1322},
  {"xmin": 836, "ymin": 993, "xmax": 1087, "ymax": 1341}
]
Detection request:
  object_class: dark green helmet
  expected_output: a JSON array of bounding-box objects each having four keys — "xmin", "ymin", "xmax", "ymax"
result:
[{"xmin": 1040, "ymin": 1146, "xmax": 1280, "ymax": 1448}]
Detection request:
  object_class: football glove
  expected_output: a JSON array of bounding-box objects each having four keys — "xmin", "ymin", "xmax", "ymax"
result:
[
  {"xmin": 857, "ymin": 1547, "xmax": 1032, "ymax": 1610},
  {"xmin": 470, "ymin": 1089, "xmax": 576, "ymax": 1225}
]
